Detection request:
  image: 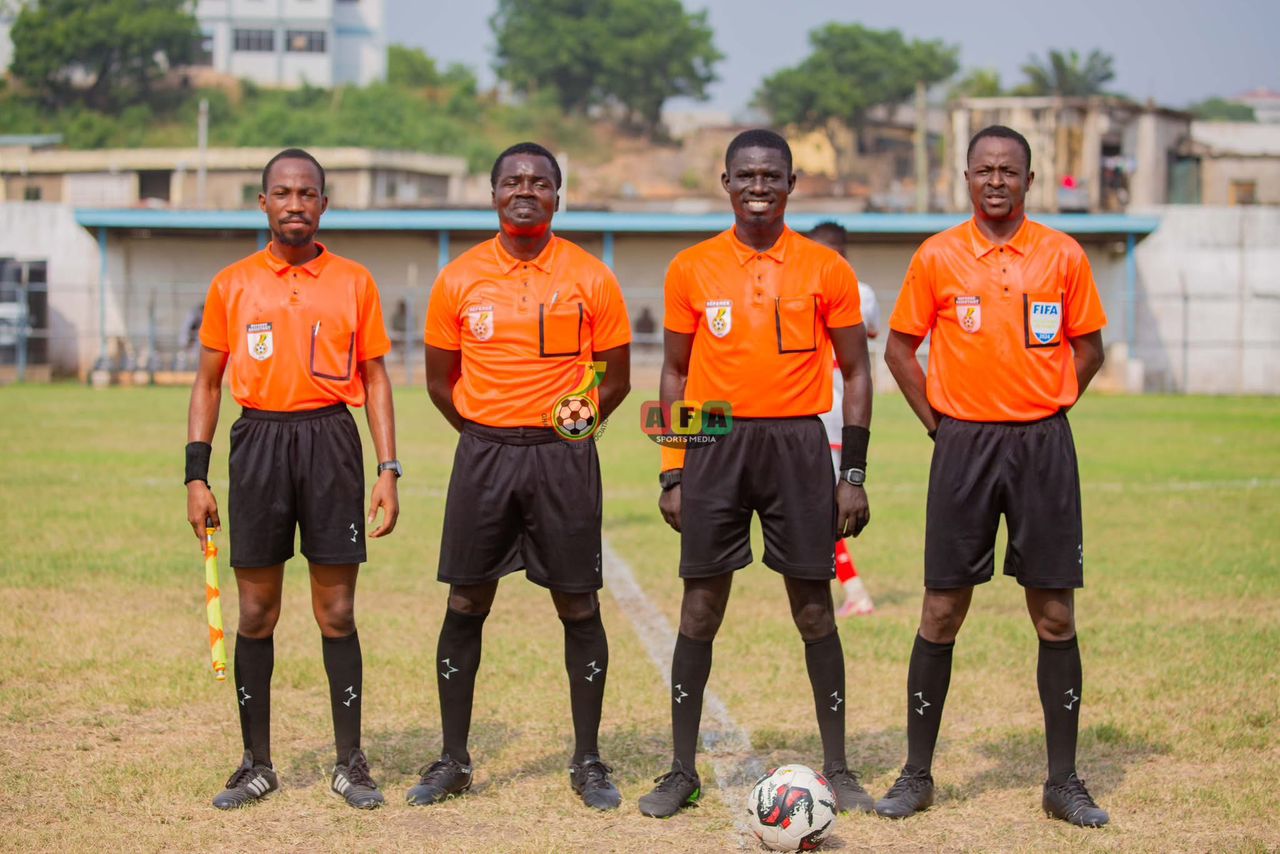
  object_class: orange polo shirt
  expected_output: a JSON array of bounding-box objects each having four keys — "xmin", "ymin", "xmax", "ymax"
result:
[
  {"xmin": 889, "ymin": 217, "xmax": 1107, "ymax": 422},
  {"xmin": 200, "ymin": 243, "xmax": 391, "ymax": 411},
  {"xmin": 661, "ymin": 226, "xmax": 862, "ymax": 469},
  {"xmin": 424, "ymin": 234, "xmax": 631, "ymax": 428}
]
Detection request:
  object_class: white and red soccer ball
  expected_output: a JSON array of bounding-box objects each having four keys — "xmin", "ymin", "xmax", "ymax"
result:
[{"xmin": 745, "ymin": 764, "xmax": 838, "ymax": 851}]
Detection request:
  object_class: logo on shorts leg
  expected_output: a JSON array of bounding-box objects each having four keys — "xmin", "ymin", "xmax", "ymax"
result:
[
  {"xmin": 467, "ymin": 305, "xmax": 495, "ymax": 341},
  {"xmin": 956, "ymin": 297, "xmax": 980, "ymax": 333},
  {"xmin": 247, "ymin": 322, "xmax": 273, "ymax": 360},
  {"xmin": 705, "ymin": 299, "xmax": 732, "ymax": 338}
]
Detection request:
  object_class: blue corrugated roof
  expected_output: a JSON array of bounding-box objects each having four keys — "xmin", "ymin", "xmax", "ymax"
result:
[{"xmin": 73, "ymin": 208, "xmax": 1161, "ymax": 236}]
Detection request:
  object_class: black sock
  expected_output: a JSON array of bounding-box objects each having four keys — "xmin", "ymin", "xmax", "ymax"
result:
[
  {"xmin": 436, "ymin": 608, "xmax": 488, "ymax": 767},
  {"xmin": 561, "ymin": 609, "xmax": 609, "ymax": 764},
  {"xmin": 804, "ymin": 630, "xmax": 847, "ymax": 770},
  {"xmin": 1038, "ymin": 635, "xmax": 1082, "ymax": 785},
  {"xmin": 904, "ymin": 633, "xmax": 954, "ymax": 775},
  {"xmin": 233, "ymin": 633, "xmax": 274, "ymax": 767},
  {"xmin": 671, "ymin": 633, "xmax": 714, "ymax": 771},
  {"xmin": 322, "ymin": 630, "xmax": 362, "ymax": 765}
]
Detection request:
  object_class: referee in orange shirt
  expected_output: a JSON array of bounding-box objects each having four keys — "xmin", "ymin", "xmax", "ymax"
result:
[
  {"xmin": 410, "ymin": 142, "xmax": 631, "ymax": 810},
  {"xmin": 639, "ymin": 129, "xmax": 876, "ymax": 818},
  {"xmin": 877, "ymin": 126, "xmax": 1109, "ymax": 827},
  {"xmin": 185, "ymin": 149, "xmax": 399, "ymax": 810}
]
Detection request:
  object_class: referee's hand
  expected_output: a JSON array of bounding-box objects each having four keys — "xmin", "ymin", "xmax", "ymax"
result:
[
  {"xmin": 187, "ymin": 481, "xmax": 220, "ymax": 550},
  {"xmin": 658, "ymin": 484, "xmax": 682, "ymax": 533},
  {"xmin": 836, "ymin": 481, "xmax": 870, "ymax": 539}
]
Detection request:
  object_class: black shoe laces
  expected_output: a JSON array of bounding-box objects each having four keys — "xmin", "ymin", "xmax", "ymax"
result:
[
  {"xmin": 418, "ymin": 758, "xmax": 463, "ymax": 785},
  {"xmin": 1055, "ymin": 776, "xmax": 1099, "ymax": 811},
  {"xmin": 824, "ymin": 766, "xmax": 862, "ymax": 786},
  {"xmin": 345, "ymin": 752, "xmax": 378, "ymax": 789},
  {"xmin": 225, "ymin": 764, "xmax": 257, "ymax": 790},
  {"xmin": 651, "ymin": 767, "xmax": 695, "ymax": 792},
  {"xmin": 885, "ymin": 772, "xmax": 931, "ymax": 799},
  {"xmin": 577, "ymin": 758, "xmax": 614, "ymax": 788}
]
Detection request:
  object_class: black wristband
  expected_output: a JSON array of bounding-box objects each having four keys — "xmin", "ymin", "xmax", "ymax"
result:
[
  {"xmin": 185, "ymin": 441, "xmax": 211, "ymax": 486},
  {"xmin": 840, "ymin": 425, "xmax": 869, "ymax": 471}
]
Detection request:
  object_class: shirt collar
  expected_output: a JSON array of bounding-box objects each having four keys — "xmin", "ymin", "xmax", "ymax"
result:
[
  {"xmin": 492, "ymin": 234, "xmax": 557, "ymax": 274},
  {"xmin": 967, "ymin": 217, "xmax": 1032, "ymax": 259},
  {"xmin": 726, "ymin": 225, "xmax": 792, "ymax": 266},
  {"xmin": 260, "ymin": 241, "xmax": 331, "ymax": 277}
]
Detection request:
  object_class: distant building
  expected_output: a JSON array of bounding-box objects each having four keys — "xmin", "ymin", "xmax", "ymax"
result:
[
  {"xmin": 948, "ymin": 96, "xmax": 1191, "ymax": 213},
  {"xmin": 0, "ymin": 10, "xmax": 12, "ymax": 75},
  {"xmin": 0, "ymin": 145, "xmax": 467, "ymax": 209},
  {"xmin": 1234, "ymin": 87, "xmax": 1280, "ymax": 124},
  {"xmin": 1178, "ymin": 122, "xmax": 1280, "ymax": 205},
  {"xmin": 192, "ymin": 0, "xmax": 385, "ymax": 88}
]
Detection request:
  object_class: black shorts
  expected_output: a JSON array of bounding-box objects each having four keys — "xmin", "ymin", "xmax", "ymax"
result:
[
  {"xmin": 437, "ymin": 422, "xmax": 603, "ymax": 593},
  {"xmin": 228, "ymin": 404, "xmax": 367, "ymax": 568},
  {"xmin": 680, "ymin": 417, "xmax": 836, "ymax": 580},
  {"xmin": 925, "ymin": 412, "xmax": 1084, "ymax": 590}
]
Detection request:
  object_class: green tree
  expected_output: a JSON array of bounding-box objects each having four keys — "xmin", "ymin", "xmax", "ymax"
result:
[
  {"xmin": 10, "ymin": 0, "xmax": 200, "ymax": 110},
  {"xmin": 1014, "ymin": 48, "xmax": 1115, "ymax": 97},
  {"xmin": 1188, "ymin": 96, "xmax": 1255, "ymax": 122},
  {"xmin": 949, "ymin": 67, "xmax": 1003, "ymax": 99},
  {"xmin": 387, "ymin": 44, "xmax": 441, "ymax": 89},
  {"xmin": 490, "ymin": 0, "xmax": 721, "ymax": 135},
  {"xmin": 755, "ymin": 23, "xmax": 957, "ymax": 173}
]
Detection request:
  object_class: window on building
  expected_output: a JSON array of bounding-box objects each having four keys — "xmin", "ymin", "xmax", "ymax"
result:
[
  {"xmin": 286, "ymin": 30, "xmax": 326, "ymax": 53},
  {"xmin": 138, "ymin": 171, "xmax": 172, "ymax": 203},
  {"xmin": 194, "ymin": 30, "xmax": 215, "ymax": 66},
  {"xmin": 233, "ymin": 29, "xmax": 275, "ymax": 52},
  {"xmin": 23, "ymin": 186, "xmax": 41, "ymax": 201},
  {"xmin": 1229, "ymin": 180, "xmax": 1257, "ymax": 206},
  {"xmin": 242, "ymin": 184, "xmax": 261, "ymax": 206}
]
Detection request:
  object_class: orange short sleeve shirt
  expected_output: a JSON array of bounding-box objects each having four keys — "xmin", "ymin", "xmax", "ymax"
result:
[
  {"xmin": 889, "ymin": 218, "xmax": 1107, "ymax": 422},
  {"xmin": 199, "ymin": 243, "xmax": 391, "ymax": 411},
  {"xmin": 664, "ymin": 226, "xmax": 862, "ymax": 418},
  {"xmin": 424, "ymin": 235, "xmax": 631, "ymax": 428}
]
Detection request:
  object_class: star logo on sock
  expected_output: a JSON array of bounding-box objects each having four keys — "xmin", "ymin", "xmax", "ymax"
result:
[
  {"xmin": 914, "ymin": 691, "xmax": 930, "ymax": 716},
  {"xmin": 1063, "ymin": 688, "xmax": 1079, "ymax": 711},
  {"xmin": 342, "ymin": 685, "xmax": 358, "ymax": 707},
  {"xmin": 674, "ymin": 683, "xmax": 688, "ymax": 704},
  {"xmin": 829, "ymin": 690, "xmax": 843, "ymax": 712},
  {"xmin": 238, "ymin": 686, "xmax": 252, "ymax": 706},
  {"xmin": 585, "ymin": 660, "xmax": 602, "ymax": 682},
  {"xmin": 440, "ymin": 658, "xmax": 458, "ymax": 680}
]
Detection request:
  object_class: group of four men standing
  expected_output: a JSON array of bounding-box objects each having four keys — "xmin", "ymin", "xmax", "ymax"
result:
[{"xmin": 184, "ymin": 125, "xmax": 1109, "ymax": 829}]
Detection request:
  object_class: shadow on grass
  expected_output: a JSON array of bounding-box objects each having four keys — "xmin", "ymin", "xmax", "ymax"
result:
[{"xmin": 956, "ymin": 721, "xmax": 1170, "ymax": 801}]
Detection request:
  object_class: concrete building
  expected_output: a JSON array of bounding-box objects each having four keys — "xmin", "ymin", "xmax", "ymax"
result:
[
  {"xmin": 1235, "ymin": 87, "xmax": 1280, "ymax": 124},
  {"xmin": 1180, "ymin": 122, "xmax": 1280, "ymax": 206},
  {"xmin": 0, "ymin": 146, "xmax": 469, "ymax": 209},
  {"xmin": 191, "ymin": 0, "xmax": 385, "ymax": 88},
  {"xmin": 949, "ymin": 96, "xmax": 1191, "ymax": 213},
  {"xmin": 0, "ymin": 9, "xmax": 13, "ymax": 76}
]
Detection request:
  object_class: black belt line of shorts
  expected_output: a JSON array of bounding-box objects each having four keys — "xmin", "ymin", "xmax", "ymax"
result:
[
  {"xmin": 240, "ymin": 402, "xmax": 348, "ymax": 422},
  {"xmin": 942, "ymin": 409, "xmax": 1065, "ymax": 429},
  {"xmin": 462, "ymin": 420, "xmax": 560, "ymax": 446}
]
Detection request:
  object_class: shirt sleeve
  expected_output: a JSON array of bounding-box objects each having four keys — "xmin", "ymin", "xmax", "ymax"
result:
[
  {"xmin": 888, "ymin": 248, "xmax": 937, "ymax": 336},
  {"xmin": 824, "ymin": 256, "xmax": 863, "ymax": 329},
  {"xmin": 590, "ymin": 268, "xmax": 632, "ymax": 351},
  {"xmin": 197, "ymin": 276, "xmax": 229, "ymax": 352},
  {"xmin": 663, "ymin": 257, "xmax": 698, "ymax": 334},
  {"xmin": 424, "ymin": 270, "xmax": 461, "ymax": 350},
  {"xmin": 1064, "ymin": 244, "xmax": 1108, "ymax": 337},
  {"xmin": 356, "ymin": 272, "xmax": 392, "ymax": 362}
]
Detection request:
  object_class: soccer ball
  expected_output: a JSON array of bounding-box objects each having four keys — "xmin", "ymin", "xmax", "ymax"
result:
[
  {"xmin": 554, "ymin": 395, "xmax": 598, "ymax": 439},
  {"xmin": 745, "ymin": 764, "xmax": 838, "ymax": 852}
]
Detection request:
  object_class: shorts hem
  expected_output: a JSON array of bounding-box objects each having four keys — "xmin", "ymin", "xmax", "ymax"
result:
[
  {"xmin": 762, "ymin": 556, "xmax": 837, "ymax": 580},
  {"xmin": 678, "ymin": 560, "xmax": 749, "ymax": 579},
  {"xmin": 230, "ymin": 553, "xmax": 294, "ymax": 570},
  {"xmin": 924, "ymin": 574, "xmax": 994, "ymax": 590},
  {"xmin": 301, "ymin": 551, "xmax": 367, "ymax": 566},
  {"xmin": 1013, "ymin": 576, "xmax": 1084, "ymax": 590}
]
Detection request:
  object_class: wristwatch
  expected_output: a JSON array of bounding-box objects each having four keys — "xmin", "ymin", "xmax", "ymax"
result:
[
  {"xmin": 658, "ymin": 469, "xmax": 683, "ymax": 491},
  {"xmin": 377, "ymin": 459, "xmax": 403, "ymax": 478},
  {"xmin": 839, "ymin": 467, "xmax": 866, "ymax": 487}
]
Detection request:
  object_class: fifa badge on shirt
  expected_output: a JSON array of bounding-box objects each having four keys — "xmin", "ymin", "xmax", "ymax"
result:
[
  {"xmin": 705, "ymin": 299, "xmax": 732, "ymax": 338},
  {"xmin": 247, "ymin": 322, "xmax": 273, "ymax": 360},
  {"xmin": 956, "ymin": 296, "xmax": 981, "ymax": 333},
  {"xmin": 1029, "ymin": 300, "xmax": 1062, "ymax": 344},
  {"xmin": 468, "ymin": 305, "xmax": 495, "ymax": 341}
]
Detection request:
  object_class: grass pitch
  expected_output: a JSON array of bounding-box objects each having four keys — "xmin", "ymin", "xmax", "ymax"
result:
[{"xmin": 0, "ymin": 385, "xmax": 1277, "ymax": 852}]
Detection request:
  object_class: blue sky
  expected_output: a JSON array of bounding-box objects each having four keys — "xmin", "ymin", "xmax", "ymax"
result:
[{"xmin": 387, "ymin": 0, "xmax": 1278, "ymax": 114}]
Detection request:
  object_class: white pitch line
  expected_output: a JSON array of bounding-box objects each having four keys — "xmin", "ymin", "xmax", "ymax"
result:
[{"xmin": 601, "ymin": 538, "xmax": 763, "ymax": 848}]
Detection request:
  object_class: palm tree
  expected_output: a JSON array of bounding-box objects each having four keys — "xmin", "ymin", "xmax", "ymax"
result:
[{"xmin": 1016, "ymin": 49, "xmax": 1115, "ymax": 97}]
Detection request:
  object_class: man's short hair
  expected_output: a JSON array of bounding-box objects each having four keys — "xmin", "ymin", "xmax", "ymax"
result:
[
  {"xmin": 966, "ymin": 125, "xmax": 1032, "ymax": 173},
  {"xmin": 490, "ymin": 142, "xmax": 562, "ymax": 189},
  {"xmin": 810, "ymin": 221, "xmax": 847, "ymax": 242},
  {"xmin": 725, "ymin": 129, "xmax": 793, "ymax": 174},
  {"xmin": 262, "ymin": 148, "xmax": 326, "ymax": 194}
]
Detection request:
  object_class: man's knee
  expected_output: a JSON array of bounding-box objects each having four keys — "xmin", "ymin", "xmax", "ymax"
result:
[
  {"xmin": 792, "ymin": 600, "xmax": 835, "ymax": 641},
  {"xmin": 919, "ymin": 590, "xmax": 970, "ymax": 644},
  {"xmin": 448, "ymin": 583, "xmax": 497, "ymax": 616},
  {"xmin": 679, "ymin": 591, "xmax": 727, "ymax": 641},
  {"xmin": 552, "ymin": 590, "xmax": 599, "ymax": 622},
  {"xmin": 238, "ymin": 599, "xmax": 280, "ymax": 637},
  {"xmin": 313, "ymin": 597, "xmax": 356, "ymax": 637}
]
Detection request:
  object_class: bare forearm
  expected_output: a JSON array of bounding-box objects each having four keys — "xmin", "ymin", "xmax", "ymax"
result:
[
  {"xmin": 187, "ymin": 383, "xmax": 221, "ymax": 443},
  {"xmin": 427, "ymin": 380, "xmax": 464, "ymax": 432},
  {"xmin": 841, "ymin": 370, "xmax": 873, "ymax": 430},
  {"xmin": 886, "ymin": 350, "xmax": 936, "ymax": 432},
  {"xmin": 1072, "ymin": 332, "xmax": 1106, "ymax": 399},
  {"xmin": 364, "ymin": 370, "xmax": 397, "ymax": 464}
]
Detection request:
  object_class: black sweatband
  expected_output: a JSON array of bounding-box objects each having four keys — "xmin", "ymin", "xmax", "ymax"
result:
[
  {"xmin": 840, "ymin": 425, "xmax": 869, "ymax": 471},
  {"xmin": 185, "ymin": 441, "xmax": 211, "ymax": 486}
]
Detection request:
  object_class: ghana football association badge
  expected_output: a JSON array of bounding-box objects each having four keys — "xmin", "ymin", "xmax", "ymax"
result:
[
  {"xmin": 956, "ymin": 296, "xmax": 981, "ymax": 333},
  {"xmin": 705, "ymin": 299, "xmax": 732, "ymax": 338},
  {"xmin": 247, "ymin": 322, "xmax": 273, "ymax": 360},
  {"xmin": 468, "ymin": 305, "xmax": 495, "ymax": 341}
]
